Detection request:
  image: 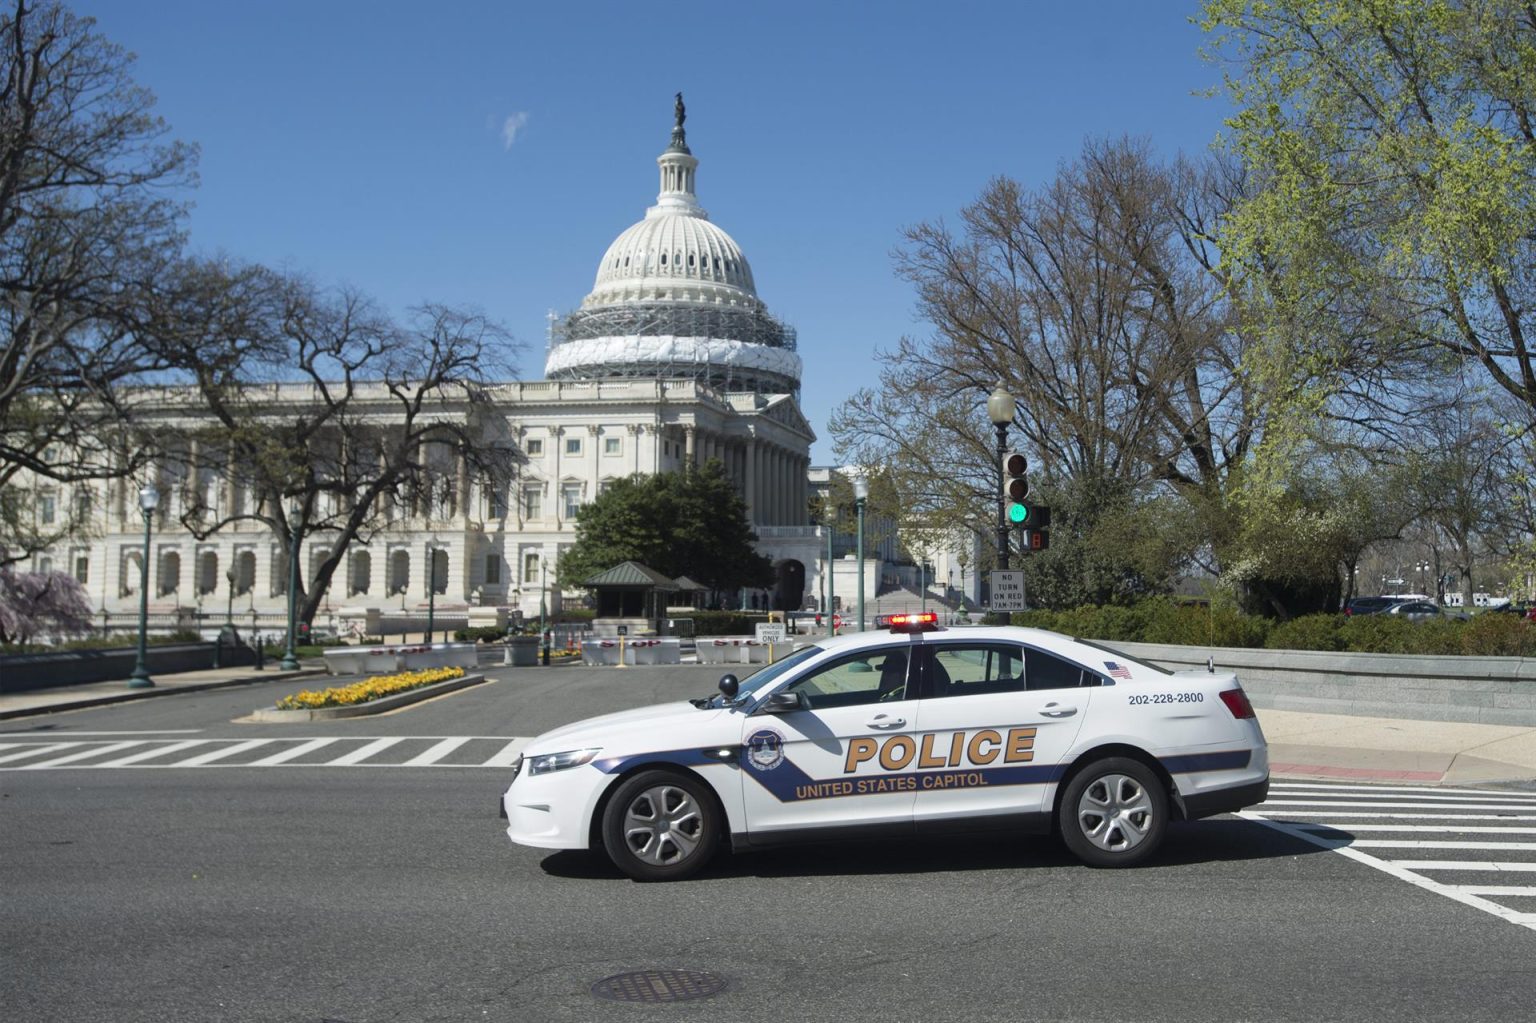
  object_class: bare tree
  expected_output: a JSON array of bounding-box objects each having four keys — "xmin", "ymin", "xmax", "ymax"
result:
[
  {"xmin": 0, "ymin": 0, "xmax": 195, "ymax": 562},
  {"xmin": 145, "ymin": 261, "xmax": 522, "ymax": 627}
]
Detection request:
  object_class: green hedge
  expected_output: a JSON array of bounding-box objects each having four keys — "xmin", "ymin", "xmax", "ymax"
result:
[
  {"xmin": 675, "ymin": 611, "xmax": 769, "ymax": 636},
  {"xmin": 1012, "ymin": 597, "xmax": 1535, "ymax": 656},
  {"xmin": 454, "ymin": 626, "xmax": 509, "ymax": 643}
]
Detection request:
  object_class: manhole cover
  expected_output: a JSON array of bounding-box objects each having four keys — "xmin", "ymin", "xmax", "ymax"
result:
[{"xmin": 590, "ymin": 969, "xmax": 728, "ymax": 1003}]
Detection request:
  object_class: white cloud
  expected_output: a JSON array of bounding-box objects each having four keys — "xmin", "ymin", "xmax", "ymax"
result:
[{"xmin": 502, "ymin": 112, "xmax": 530, "ymax": 149}]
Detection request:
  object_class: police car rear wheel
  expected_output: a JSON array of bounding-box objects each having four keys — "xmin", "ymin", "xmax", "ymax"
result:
[
  {"xmin": 1059, "ymin": 757, "xmax": 1166, "ymax": 868},
  {"xmin": 601, "ymin": 770, "xmax": 719, "ymax": 881}
]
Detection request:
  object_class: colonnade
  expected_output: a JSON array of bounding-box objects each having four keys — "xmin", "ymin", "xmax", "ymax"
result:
[{"xmin": 679, "ymin": 425, "xmax": 809, "ymax": 527}]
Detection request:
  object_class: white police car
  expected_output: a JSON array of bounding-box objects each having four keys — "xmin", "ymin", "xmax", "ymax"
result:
[{"xmin": 500, "ymin": 613, "xmax": 1269, "ymax": 881}]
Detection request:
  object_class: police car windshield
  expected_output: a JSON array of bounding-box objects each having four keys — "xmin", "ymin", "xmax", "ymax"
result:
[{"xmin": 722, "ymin": 645, "xmax": 822, "ymax": 706}]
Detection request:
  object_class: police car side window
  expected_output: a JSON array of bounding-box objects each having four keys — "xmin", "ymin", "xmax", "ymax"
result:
[
  {"xmin": 787, "ymin": 647, "xmax": 909, "ymax": 709},
  {"xmin": 927, "ymin": 644, "xmax": 1025, "ymax": 699},
  {"xmin": 1024, "ymin": 648, "xmax": 1096, "ymax": 690}
]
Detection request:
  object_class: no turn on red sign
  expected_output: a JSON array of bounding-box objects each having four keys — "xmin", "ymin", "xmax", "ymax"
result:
[{"xmin": 990, "ymin": 570, "xmax": 1027, "ymax": 611}]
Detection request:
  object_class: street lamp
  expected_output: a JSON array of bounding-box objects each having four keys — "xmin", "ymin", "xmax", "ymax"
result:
[
  {"xmin": 425, "ymin": 539, "xmax": 439, "ymax": 645},
  {"xmin": 539, "ymin": 557, "xmax": 550, "ymax": 665},
  {"xmin": 280, "ymin": 498, "xmax": 302, "ymax": 671},
  {"xmin": 824, "ymin": 494, "xmax": 836, "ymax": 634},
  {"xmin": 127, "ymin": 484, "xmax": 159, "ymax": 688},
  {"xmin": 987, "ymin": 382, "xmax": 1015, "ymax": 572},
  {"xmin": 854, "ymin": 475, "xmax": 868, "ymax": 632}
]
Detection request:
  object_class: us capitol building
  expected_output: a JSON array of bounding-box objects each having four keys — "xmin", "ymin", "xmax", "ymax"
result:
[{"xmin": 31, "ymin": 100, "xmax": 845, "ymax": 631}]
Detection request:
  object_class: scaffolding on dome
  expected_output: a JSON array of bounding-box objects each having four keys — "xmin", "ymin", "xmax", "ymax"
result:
[{"xmin": 553, "ymin": 303, "xmax": 797, "ymax": 352}]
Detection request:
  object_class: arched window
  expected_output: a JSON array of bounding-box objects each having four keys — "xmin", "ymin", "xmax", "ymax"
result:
[
  {"xmin": 158, "ymin": 551, "xmax": 181, "ymax": 597},
  {"xmin": 350, "ymin": 551, "xmax": 372, "ymax": 596},
  {"xmin": 235, "ymin": 551, "xmax": 256, "ymax": 595},
  {"xmin": 198, "ymin": 551, "xmax": 218, "ymax": 595},
  {"xmin": 389, "ymin": 549, "xmax": 410, "ymax": 595}
]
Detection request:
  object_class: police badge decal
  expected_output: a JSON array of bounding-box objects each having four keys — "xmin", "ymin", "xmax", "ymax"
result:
[{"xmin": 744, "ymin": 728, "xmax": 786, "ymax": 771}]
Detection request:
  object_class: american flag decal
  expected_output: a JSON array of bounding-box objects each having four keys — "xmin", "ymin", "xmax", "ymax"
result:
[{"xmin": 1103, "ymin": 661, "xmax": 1133, "ymax": 679}]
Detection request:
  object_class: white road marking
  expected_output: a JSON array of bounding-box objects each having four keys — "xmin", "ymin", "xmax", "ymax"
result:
[
  {"xmin": 1239, "ymin": 813, "xmax": 1536, "ymax": 932},
  {"xmin": 1388, "ymin": 860, "xmax": 1536, "ymax": 872},
  {"xmin": 325, "ymin": 737, "xmax": 405, "ymax": 766},
  {"xmin": 1260, "ymin": 799, "xmax": 1536, "ymax": 811},
  {"xmin": 1264, "ymin": 812, "xmax": 1536, "ymax": 821},
  {"xmin": 1349, "ymin": 840, "xmax": 1536, "ymax": 851},
  {"xmin": 0, "ymin": 736, "xmax": 533, "ymax": 770},
  {"xmin": 19, "ymin": 741, "xmax": 145, "ymax": 769},
  {"xmin": 0, "ymin": 743, "xmax": 84, "ymax": 764},
  {"xmin": 93, "ymin": 740, "xmax": 210, "ymax": 767},
  {"xmin": 0, "ymin": 730, "xmax": 203, "ymax": 736},
  {"xmin": 1298, "ymin": 824, "xmax": 1536, "ymax": 835},
  {"xmin": 1448, "ymin": 885, "xmax": 1536, "ymax": 896},
  {"xmin": 176, "ymin": 739, "xmax": 276, "ymax": 766},
  {"xmin": 247, "ymin": 738, "xmax": 338, "ymax": 766},
  {"xmin": 402, "ymin": 737, "xmax": 472, "ymax": 766},
  {"xmin": 483, "ymin": 739, "xmax": 529, "ymax": 767},
  {"xmin": 1270, "ymin": 783, "xmax": 1536, "ymax": 799}
]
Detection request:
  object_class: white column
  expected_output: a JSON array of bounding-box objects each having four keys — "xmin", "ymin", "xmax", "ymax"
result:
[{"xmin": 744, "ymin": 440, "xmax": 757, "ymax": 524}]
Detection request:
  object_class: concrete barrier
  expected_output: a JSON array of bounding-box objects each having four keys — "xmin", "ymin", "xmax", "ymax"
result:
[
  {"xmin": 322, "ymin": 642, "xmax": 478, "ymax": 676},
  {"xmin": 581, "ymin": 637, "xmax": 683, "ymax": 666},
  {"xmin": 694, "ymin": 637, "xmax": 801, "ymax": 665},
  {"xmin": 1100, "ymin": 641, "xmax": 1536, "ymax": 726}
]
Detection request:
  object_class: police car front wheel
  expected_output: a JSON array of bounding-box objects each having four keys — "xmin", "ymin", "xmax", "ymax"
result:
[
  {"xmin": 1058, "ymin": 757, "xmax": 1167, "ymax": 867},
  {"xmin": 601, "ymin": 770, "xmax": 720, "ymax": 881}
]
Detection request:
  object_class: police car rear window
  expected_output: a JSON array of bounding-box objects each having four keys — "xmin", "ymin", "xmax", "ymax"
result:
[{"xmin": 1072, "ymin": 639, "xmax": 1173, "ymax": 676}]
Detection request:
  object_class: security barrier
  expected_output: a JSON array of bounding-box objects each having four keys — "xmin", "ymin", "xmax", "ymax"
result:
[
  {"xmin": 693, "ymin": 637, "xmax": 796, "ymax": 665},
  {"xmin": 322, "ymin": 642, "xmax": 478, "ymax": 676},
  {"xmin": 580, "ymin": 637, "xmax": 682, "ymax": 666}
]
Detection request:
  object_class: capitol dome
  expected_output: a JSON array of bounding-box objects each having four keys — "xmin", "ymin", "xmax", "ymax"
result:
[{"xmin": 545, "ymin": 97, "xmax": 801, "ymax": 395}]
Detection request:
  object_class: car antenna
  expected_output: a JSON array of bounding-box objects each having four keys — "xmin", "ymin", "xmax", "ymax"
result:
[{"xmin": 1207, "ymin": 655, "xmax": 1215, "ymax": 674}]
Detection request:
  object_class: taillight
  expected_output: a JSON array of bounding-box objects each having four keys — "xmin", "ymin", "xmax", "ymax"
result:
[{"xmin": 1219, "ymin": 688, "xmax": 1256, "ymax": 719}]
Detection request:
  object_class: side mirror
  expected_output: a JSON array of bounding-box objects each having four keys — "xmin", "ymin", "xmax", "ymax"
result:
[
  {"xmin": 761, "ymin": 691, "xmax": 804, "ymax": 714},
  {"xmin": 718, "ymin": 673, "xmax": 739, "ymax": 699}
]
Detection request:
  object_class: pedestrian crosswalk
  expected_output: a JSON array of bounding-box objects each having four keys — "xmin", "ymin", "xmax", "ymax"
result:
[
  {"xmin": 1244, "ymin": 780, "xmax": 1536, "ymax": 933},
  {"xmin": 0, "ymin": 735, "xmax": 532, "ymax": 770}
]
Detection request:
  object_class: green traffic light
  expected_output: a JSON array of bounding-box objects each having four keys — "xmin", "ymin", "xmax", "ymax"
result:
[{"xmin": 1008, "ymin": 503, "xmax": 1027, "ymax": 524}]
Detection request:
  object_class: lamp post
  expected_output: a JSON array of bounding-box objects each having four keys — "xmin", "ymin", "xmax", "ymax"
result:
[
  {"xmin": 825, "ymin": 495, "xmax": 836, "ymax": 634},
  {"xmin": 539, "ymin": 557, "xmax": 550, "ymax": 665},
  {"xmin": 987, "ymin": 382, "xmax": 1015, "ymax": 572},
  {"xmin": 854, "ymin": 475, "xmax": 868, "ymax": 632},
  {"xmin": 225, "ymin": 566, "xmax": 237, "ymax": 628},
  {"xmin": 425, "ymin": 539, "xmax": 439, "ymax": 645},
  {"xmin": 280, "ymin": 499, "xmax": 302, "ymax": 671},
  {"xmin": 127, "ymin": 484, "xmax": 159, "ymax": 688}
]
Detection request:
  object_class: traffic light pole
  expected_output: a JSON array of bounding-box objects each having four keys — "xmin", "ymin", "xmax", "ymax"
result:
[{"xmin": 995, "ymin": 422, "xmax": 1010, "ymax": 571}]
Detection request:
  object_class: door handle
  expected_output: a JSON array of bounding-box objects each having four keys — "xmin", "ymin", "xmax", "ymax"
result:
[
  {"xmin": 866, "ymin": 715, "xmax": 906, "ymax": 730},
  {"xmin": 1039, "ymin": 703, "xmax": 1077, "ymax": 718}
]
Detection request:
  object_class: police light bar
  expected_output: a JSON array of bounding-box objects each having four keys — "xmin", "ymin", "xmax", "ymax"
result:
[{"xmin": 881, "ymin": 612, "xmax": 939, "ymax": 633}]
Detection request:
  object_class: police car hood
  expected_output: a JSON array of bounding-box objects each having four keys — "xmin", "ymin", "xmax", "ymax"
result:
[{"xmin": 526, "ymin": 701, "xmax": 717, "ymax": 754}]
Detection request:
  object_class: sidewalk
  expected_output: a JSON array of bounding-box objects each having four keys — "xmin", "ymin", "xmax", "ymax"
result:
[
  {"xmin": 0, "ymin": 664, "xmax": 326, "ymax": 720},
  {"xmin": 3, "ymin": 665, "xmax": 1535, "ymax": 786}
]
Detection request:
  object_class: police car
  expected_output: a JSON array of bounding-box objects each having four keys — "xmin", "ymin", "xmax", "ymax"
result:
[{"xmin": 500, "ymin": 613, "xmax": 1268, "ymax": 881}]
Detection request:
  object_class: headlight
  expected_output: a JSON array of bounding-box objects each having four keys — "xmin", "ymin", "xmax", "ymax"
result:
[{"xmin": 525, "ymin": 748, "xmax": 601, "ymax": 776}]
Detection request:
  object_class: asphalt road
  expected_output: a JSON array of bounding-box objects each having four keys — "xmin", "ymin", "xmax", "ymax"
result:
[{"xmin": 3, "ymin": 665, "xmax": 1535, "ymax": 1023}]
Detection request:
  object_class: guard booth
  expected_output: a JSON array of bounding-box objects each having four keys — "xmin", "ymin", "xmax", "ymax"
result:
[{"xmin": 584, "ymin": 561, "xmax": 678, "ymax": 637}]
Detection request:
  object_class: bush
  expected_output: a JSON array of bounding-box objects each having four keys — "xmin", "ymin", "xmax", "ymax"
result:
[
  {"xmin": 1457, "ymin": 614, "xmax": 1536, "ymax": 657},
  {"xmin": 680, "ymin": 611, "xmax": 768, "ymax": 636},
  {"xmin": 454, "ymin": 626, "xmax": 508, "ymax": 643},
  {"xmin": 1265, "ymin": 614, "xmax": 1345, "ymax": 651}
]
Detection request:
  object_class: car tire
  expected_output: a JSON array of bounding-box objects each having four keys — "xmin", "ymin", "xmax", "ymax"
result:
[
  {"xmin": 601, "ymin": 769, "xmax": 720, "ymax": 881},
  {"xmin": 1058, "ymin": 757, "xmax": 1167, "ymax": 868}
]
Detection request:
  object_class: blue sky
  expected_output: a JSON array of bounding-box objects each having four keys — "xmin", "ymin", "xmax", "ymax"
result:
[{"xmin": 77, "ymin": 1, "xmax": 1230, "ymax": 462}]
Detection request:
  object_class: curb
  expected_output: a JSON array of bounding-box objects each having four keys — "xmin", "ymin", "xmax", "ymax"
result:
[
  {"xmin": 246, "ymin": 673, "xmax": 489, "ymax": 721},
  {"xmin": 0, "ymin": 668, "xmax": 329, "ymax": 721}
]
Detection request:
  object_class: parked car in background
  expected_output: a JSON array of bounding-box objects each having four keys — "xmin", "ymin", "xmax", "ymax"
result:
[
  {"xmin": 1386, "ymin": 601, "xmax": 1468, "ymax": 623},
  {"xmin": 1343, "ymin": 596, "xmax": 1396, "ymax": 616}
]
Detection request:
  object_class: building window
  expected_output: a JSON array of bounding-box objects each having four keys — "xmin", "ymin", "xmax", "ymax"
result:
[
  {"xmin": 74, "ymin": 555, "xmax": 89, "ymax": 584},
  {"xmin": 485, "ymin": 554, "xmax": 502, "ymax": 585},
  {"xmin": 484, "ymin": 484, "xmax": 507, "ymax": 520},
  {"xmin": 526, "ymin": 438, "xmax": 543, "ymax": 456},
  {"xmin": 561, "ymin": 484, "xmax": 582, "ymax": 519},
  {"xmin": 521, "ymin": 485, "xmax": 543, "ymax": 520},
  {"xmin": 74, "ymin": 490, "xmax": 91, "ymax": 523},
  {"xmin": 565, "ymin": 437, "xmax": 582, "ymax": 456},
  {"xmin": 38, "ymin": 492, "xmax": 56, "ymax": 525},
  {"xmin": 523, "ymin": 552, "xmax": 540, "ymax": 582},
  {"xmin": 604, "ymin": 437, "xmax": 621, "ymax": 456},
  {"xmin": 37, "ymin": 555, "xmax": 53, "ymax": 575}
]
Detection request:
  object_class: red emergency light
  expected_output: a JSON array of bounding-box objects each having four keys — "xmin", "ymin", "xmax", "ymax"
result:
[{"xmin": 882, "ymin": 611, "xmax": 940, "ymax": 633}]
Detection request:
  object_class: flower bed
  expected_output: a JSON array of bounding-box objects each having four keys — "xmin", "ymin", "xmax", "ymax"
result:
[{"xmin": 276, "ymin": 667, "xmax": 466, "ymax": 710}]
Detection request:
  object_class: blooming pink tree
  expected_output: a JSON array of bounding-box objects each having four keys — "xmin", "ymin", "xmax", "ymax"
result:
[{"xmin": 0, "ymin": 565, "xmax": 94, "ymax": 646}]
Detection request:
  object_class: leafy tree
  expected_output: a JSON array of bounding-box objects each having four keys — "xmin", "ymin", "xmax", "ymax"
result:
[
  {"xmin": 0, "ymin": 562, "xmax": 92, "ymax": 645},
  {"xmin": 0, "ymin": 0, "xmax": 196, "ymax": 563},
  {"xmin": 557, "ymin": 461, "xmax": 772, "ymax": 599},
  {"xmin": 1203, "ymin": 0, "xmax": 1536, "ymax": 428}
]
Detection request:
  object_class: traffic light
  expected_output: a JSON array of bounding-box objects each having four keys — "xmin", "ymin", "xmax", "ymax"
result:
[
  {"xmin": 1003, "ymin": 451, "xmax": 1029, "ymax": 525},
  {"xmin": 1021, "ymin": 507, "xmax": 1052, "ymax": 552}
]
